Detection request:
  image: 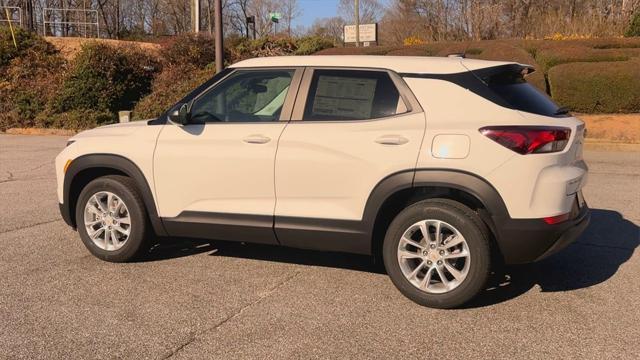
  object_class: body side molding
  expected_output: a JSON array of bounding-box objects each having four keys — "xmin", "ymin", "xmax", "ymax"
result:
[
  {"xmin": 163, "ymin": 212, "xmax": 278, "ymax": 245},
  {"xmin": 62, "ymin": 154, "xmax": 167, "ymax": 236}
]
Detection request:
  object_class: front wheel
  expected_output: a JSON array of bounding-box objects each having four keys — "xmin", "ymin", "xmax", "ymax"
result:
[
  {"xmin": 383, "ymin": 199, "xmax": 491, "ymax": 308},
  {"xmin": 75, "ymin": 175, "xmax": 151, "ymax": 262}
]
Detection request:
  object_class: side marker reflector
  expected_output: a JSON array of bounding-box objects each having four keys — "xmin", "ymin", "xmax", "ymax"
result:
[
  {"xmin": 63, "ymin": 159, "xmax": 72, "ymax": 173},
  {"xmin": 543, "ymin": 213, "xmax": 570, "ymax": 225}
]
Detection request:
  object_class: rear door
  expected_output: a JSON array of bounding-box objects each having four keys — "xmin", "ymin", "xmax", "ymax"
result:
[{"xmin": 273, "ymin": 68, "xmax": 426, "ymax": 252}]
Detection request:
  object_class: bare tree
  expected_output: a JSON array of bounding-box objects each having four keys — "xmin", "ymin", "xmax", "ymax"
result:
[
  {"xmin": 308, "ymin": 16, "xmax": 345, "ymax": 43},
  {"xmin": 281, "ymin": 0, "xmax": 300, "ymax": 36},
  {"xmin": 338, "ymin": 0, "xmax": 383, "ymax": 24},
  {"xmin": 380, "ymin": 0, "xmax": 640, "ymax": 44}
]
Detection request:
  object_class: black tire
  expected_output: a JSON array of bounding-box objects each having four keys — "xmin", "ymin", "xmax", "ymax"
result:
[
  {"xmin": 382, "ymin": 199, "xmax": 491, "ymax": 309},
  {"xmin": 75, "ymin": 175, "xmax": 151, "ymax": 262}
]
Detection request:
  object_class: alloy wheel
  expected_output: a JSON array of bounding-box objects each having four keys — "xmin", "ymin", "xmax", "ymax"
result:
[
  {"xmin": 83, "ymin": 191, "xmax": 132, "ymax": 251},
  {"xmin": 397, "ymin": 219, "xmax": 471, "ymax": 294}
]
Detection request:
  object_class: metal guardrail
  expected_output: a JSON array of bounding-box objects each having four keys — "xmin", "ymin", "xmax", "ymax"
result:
[
  {"xmin": 42, "ymin": 8, "xmax": 99, "ymax": 37},
  {"xmin": 0, "ymin": 6, "xmax": 22, "ymax": 28}
]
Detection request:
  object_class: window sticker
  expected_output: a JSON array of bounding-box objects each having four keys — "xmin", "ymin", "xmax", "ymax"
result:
[{"xmin": 311, "ymin": 76, "xmax": 377, "ymax": 119}]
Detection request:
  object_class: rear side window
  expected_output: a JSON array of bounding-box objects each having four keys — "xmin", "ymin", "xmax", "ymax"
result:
[
  {"xmin": 481, "ymin": 70, "xmax": 566, "ymax": 117},
  {"xmin": 303, "ymin": 70, "xmax": 406, "ymax": 121}
]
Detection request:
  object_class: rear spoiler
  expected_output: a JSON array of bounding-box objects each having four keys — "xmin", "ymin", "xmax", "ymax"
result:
[
  {"xmin": 519, "ymin": 64, "xmax": 536, "ymax": 76},
  {"xmin": 398, "ymin": 64, "xmax": 535, "ymax": 109}
]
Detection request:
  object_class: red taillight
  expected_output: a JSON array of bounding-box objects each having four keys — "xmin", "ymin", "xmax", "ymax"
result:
[
  {"xmin": 543, "ymin": 213, "xmax": 570, "ymax": 225},
  {"xmin": 480, "ymin": 126, "xmax": 571, "ymax": 155}
]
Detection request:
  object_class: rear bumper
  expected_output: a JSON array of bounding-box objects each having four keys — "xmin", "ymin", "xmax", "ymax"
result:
[
  {"xmin": 59, "ymin": 202, "xmax": 75, "ymax": 229},
  {"xmin": 495, "ymin": 204, "xmax": 590, "ymax": 264}
]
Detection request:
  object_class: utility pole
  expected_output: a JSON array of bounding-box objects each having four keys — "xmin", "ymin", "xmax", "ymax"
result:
[
  {"xmin": 83, "ymin": 0, "xmax": 87, "ymax": 37},
  {"xmin": 191, "ymin": 0, "xmax": 200, "ymax": 32},
  {"xmin": 214, "ymin": 0, "xmax": 224, "ymax": 73},
  {"xmin": 354, "ymin": 0, "xmax": 359, "ymax": 47},
  {"xmin": 116, "ymin": 0, "xmax": 120, "ymax": 39}
]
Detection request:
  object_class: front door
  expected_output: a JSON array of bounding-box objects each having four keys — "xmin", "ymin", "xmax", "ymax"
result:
[{"xmin": 154, "ymin": 68, "xmax": 302, "ymax": 244}]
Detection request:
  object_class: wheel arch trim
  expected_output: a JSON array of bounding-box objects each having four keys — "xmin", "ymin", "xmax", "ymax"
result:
[
  {"xmin": 363, "ymin": 168, "xmax": 510, "ymax": 253},
  {"xmin": 365, "ymin": 169, "xmax": 509, "ymax": 221},
  {"xmin": 62, "ymin": 154, "xmax": 167, "ymax": 236}
]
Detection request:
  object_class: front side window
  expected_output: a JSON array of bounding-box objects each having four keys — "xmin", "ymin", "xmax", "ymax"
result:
[
  {"xmin": 303, "ymin": 70, "xmax": 407, "ymax": 121},
  {"xmin": 190, "ymin": 69, "xmax": 294, "ymax": 123}
]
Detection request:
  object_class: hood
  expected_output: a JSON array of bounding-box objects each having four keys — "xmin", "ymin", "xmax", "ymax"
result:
[{"xmin": 71, "ymin": 120, "xmax": 156, "ymax": 141}]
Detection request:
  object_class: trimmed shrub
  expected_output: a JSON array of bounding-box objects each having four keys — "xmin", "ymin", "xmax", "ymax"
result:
[
  {"xmin": 0, "ymin": 27, "xmax": 58, "ymax": 69},
  {"xmin": 0, "ymin": 31, "xmax": 66, "ymax": 131},
  {"xmin": 465, "ymin": 48, "xmax": 483, "ymax": 55},
  {"xmin": 625, "ymin": 11, "xmax": 640, "ymax": 37},
  {"xmin": 535, "ymin": 46, "xmax": 630, "ymax": 71},
  {"xmin": 133, "ymin": 65, "xmax": 216, "ymax": 120},
  {"xmin": 315, "ymin": 46, "xmax": 398, "ymax": 55},
  {"xmin": 52, "ymin": 42, "xmax": 159, "ymax": 114},
  {"xmin": 386, "ymin": 46, "xmax": 436, "ymax": 56},
  {"xmin": 229, "ymin": 37, "xmax": 296, "ymax": 60},
  {"xmin": 294, "ymin": 36, "xmax": 334, "ymax": 55},
  {"xmin": 34, "ymin": 109, "xmax": 115, "ymax": 130},
  {"xmin": 0, "ymin": 110, "xmax": 22, "ymax": 131},
  {"xmin": 160, "ymin": 33, "xmax": 216, "ymax": 68},
  {"xmin": 15, "ymin": 89, "xmax": 47, "ymax": 121},
  {"xmin": 549, "ymin": 59, "xmax": 640, "ymax": 113}
]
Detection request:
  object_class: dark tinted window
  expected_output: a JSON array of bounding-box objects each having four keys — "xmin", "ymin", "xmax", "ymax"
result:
[
  {"xmin": 303, "ymin": 70, "xmax": 406, "ymax": 121},
  {"xmin": 190, "ymin": 69, "xmax": 294, "ymax": 123},
  {"xmin": 483, "ymin": 70, "xmax": 566, "ymax": 117}
]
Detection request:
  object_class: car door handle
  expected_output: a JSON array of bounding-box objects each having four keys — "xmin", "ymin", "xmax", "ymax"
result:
[
  {"xmin": 375, "ymin": 135, "xmax": 409, "ymax": 145},
  {"xmin": 243, "ymin": 135, "xmax": 271, "ymax": 144}
]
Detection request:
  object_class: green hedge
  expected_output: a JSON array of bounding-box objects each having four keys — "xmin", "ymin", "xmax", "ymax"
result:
[
  {"xmin": 53, "ymin": 42, "xmax": 159, "ymax": 114},
  {"xmin": 34, "ymin": 109, "xmax": 115, "ymax": 130},
  {"xmin": 0, "ymin": 27, "xmax": 58, "ymax": 69},
  {"xmin": 133, "ymin": 66, "xmax": 216, "ymax": 120},
  {"xmin": 549, "ymin": 59, "xmax": 640, "ymax": 113},
  {"xmin": 160, "ymin": 33, "xmax": 216, "ymax": 68},
  {"xmin": 625, "ymin": 11, "xmax": 640, "ymax": 37},
  {"xmin": 293, "ymin": 36, "xmax": 334, "ymax": 55},
  {"xmin": 0, "ymin": 28, "xmax": 66, "ymax": 131}
]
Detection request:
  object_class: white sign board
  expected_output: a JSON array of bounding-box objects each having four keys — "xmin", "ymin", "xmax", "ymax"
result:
[{"xmin": 343, "ymin": 23, "xmax": 377, "ymax": 43}]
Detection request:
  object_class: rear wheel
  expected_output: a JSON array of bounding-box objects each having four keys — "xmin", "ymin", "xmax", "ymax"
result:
[
  {"xmin": 383, "ymin": 199, "xmax": 491, "ymax": 308},
  {"xmin": 75, "ymin": 175, "xmax": 150, "ymax": 262}
]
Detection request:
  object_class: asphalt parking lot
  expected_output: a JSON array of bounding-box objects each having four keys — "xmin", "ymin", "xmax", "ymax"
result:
[{"xmin": 1, "ymin": 133, "xmax": 639, "ymax": 359}]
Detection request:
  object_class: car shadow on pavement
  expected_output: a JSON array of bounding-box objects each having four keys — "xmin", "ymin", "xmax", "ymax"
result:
[
  {"xmin": 142, "ymin": 209, "xmax": 637, "ymax": 307},
  {"xmin": 144, "ymin": 235, "xmax": 385, "ymax": 273},
  {"xmin": 465, "ymin": 208, "xmax": 639, "ymax": 308}
]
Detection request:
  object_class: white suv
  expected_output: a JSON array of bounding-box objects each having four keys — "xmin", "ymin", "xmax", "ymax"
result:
[{"xmin": 56, "ymin": 56, "xmax": 589, "ymax": 308}]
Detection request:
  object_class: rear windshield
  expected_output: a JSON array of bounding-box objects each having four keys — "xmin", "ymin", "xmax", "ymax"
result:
[{"xmin": 481, "ymin": 70, "xmax": 566, "ymax": 117}]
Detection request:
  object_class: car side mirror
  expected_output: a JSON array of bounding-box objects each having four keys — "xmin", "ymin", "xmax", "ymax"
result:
[{"xmin": 169, "ymin": 103, "xmax": 190, "ymax": 125}]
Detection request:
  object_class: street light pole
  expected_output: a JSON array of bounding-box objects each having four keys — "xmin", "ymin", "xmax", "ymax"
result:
[
  {"xmin": 191, "ymin": 0, "xmax": 200, "ymax": 33},
  {"xmin": 354, "ymin": 0, "xmax": 360, "ymax": 47},
  {"xmin": 214, "ymin": 0, "xmax": 224, "ymax": 73}
]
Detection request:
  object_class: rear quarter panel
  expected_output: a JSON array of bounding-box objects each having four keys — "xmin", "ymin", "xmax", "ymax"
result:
[{"xmin": 405, "ymin": 77, "xmax": 586, "ymax": 219}]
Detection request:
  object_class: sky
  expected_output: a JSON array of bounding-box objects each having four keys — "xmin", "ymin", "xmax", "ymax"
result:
[{"xmin": 293, "ymin": 0, "xmax": 342, "ymax": 29}]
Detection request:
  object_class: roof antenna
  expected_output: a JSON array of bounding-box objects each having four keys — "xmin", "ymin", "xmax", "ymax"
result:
[{"xmin": 447, "ymin": 39, "xmax": 472, "ymax": 59}]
